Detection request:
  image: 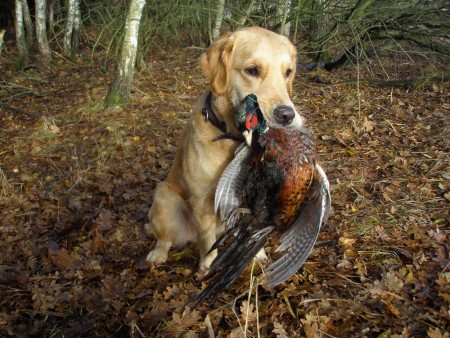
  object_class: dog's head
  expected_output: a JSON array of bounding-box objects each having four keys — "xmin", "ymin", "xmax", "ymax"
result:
[{"xmin": 201, "ymin": 27, "xmax": 302, "ymax": 130}]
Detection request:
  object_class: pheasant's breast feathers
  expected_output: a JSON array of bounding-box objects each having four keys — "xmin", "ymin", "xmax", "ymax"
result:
[
  {"xmin": 276, "ymin": 163, "xmax": 314, "ymax": 224},
  {"xmin": 258, "ymin": 127, "xmax": 317, "ymax": 226}
]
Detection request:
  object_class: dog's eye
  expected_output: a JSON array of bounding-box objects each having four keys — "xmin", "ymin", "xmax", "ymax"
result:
[
  {"xmin": 245, "ymin": 66, "xmax": 259, "ymax": 77},
  {"xmin": 285, "ymin": 69, "xmax": 293, "ymax": 78}
]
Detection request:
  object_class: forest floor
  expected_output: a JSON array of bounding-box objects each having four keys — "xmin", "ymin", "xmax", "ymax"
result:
[{"xmin": 0, "ymin": 38, "xmax": 449, "ymax": 337}]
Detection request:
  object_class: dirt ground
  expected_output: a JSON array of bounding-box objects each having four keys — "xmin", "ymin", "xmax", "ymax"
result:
[{"xmin": 0, "ymin": 39, "xmax": 449, "ymax": 337}]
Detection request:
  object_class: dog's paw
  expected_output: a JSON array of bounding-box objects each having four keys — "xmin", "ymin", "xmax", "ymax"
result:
[
  {"xmin": 146, "ymin": 249, "xmax": 168, "ymax": 264},
  {"xmin": 196, "ymin": 269, "xmax": 208, "ymax": 282},
  {"xmin": 199, "ymin": 249, "xmax": 217, "ymax": 271},
  {"xmin": 146, "ymin": 240, "xmax": 172, "ymax": 264}
]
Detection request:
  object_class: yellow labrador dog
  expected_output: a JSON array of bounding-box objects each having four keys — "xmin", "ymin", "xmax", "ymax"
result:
[{"xmin": 145, "ymin": 27, "xmax": 303, "ymax": 271}]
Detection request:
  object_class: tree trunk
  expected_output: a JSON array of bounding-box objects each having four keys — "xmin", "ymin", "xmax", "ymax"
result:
[
  {"xmin": 15, "ymin": 0, "xmax": 29, "ymax": 67},
  {"xmin": 278, "ymin": 0, "xmax": 291, "ymax": 36},
  {"xmin": 35, "ymin": 0, "xmax": 52, "ymax": 61},
  {"xmin": 48, "ymin": 0, "xmax": 62, "ymax": 30},
  {"xmin": 0, "ymin": 29, "xmax": 5, "ymax": 55},
  {"xmin": 48, "ymin": 0, "xmax": 55, "ymax": 30},
  {"xmin": 63, "ymin": 0, "xmax": 74, "ymax": 56},
  {"xmin": 211, "ymin": 0, "xmax": 225, "ymax": 42},
  {"xmin": 73, "ymin": 0, "xmax": 80, "ymax": 52},
  {"xmin": 308, "ymin": 0, "xmax": 330, "ymax": 63},
  {"xmin": 22, "ymin": 0, "xmax": 33, "ymax": 48},
  {"xmin": 104, "ymin": 0, "xmax": 146, "ymax": 107},
  {"xmin": 238, "ymin": 0, "xmax": 256, "ymax": 26},
  {"xmin": 64, "ymin": 0, "xmax": 80, "ymax": 57}
]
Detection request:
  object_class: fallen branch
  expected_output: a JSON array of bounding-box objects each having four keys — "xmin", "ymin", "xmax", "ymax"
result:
[
  {"xmin": 339, "ymin": 75, "xmax": 450, "ymax": 88},
  {"xmin": 324, "ymin": 40, "xmax": 394, "ymax": 71},
  {"xmin": 301, "ymin": 41, "xmax": 393, "ymax": 72},
  {"xmin": 0, "ymin": 102, "xmax": 36, "ymax": 116}
]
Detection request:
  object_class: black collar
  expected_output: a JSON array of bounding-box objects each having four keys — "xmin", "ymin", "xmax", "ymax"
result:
[{"xmin": 202, "ymin": 92, "xmax": 244, "ymax": 142}]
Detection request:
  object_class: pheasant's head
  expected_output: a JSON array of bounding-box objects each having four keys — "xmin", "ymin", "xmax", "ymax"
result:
[{"xmin": 235, "ymin": 94, "xmax": 268, "ymax": 146}]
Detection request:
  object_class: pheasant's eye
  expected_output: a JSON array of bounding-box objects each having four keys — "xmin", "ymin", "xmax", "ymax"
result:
[
  {"xmin": 245, "ymin": 66, "xmax": 259, "ymax": 77},
  {"xmin": 245, "ymin": 112, "xmax": 259, "ymax": 130}
]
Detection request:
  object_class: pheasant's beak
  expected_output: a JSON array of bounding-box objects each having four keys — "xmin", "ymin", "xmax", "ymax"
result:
[{"xmin": 243, "ymin": 130, "xmax": 253, "ymax": 146}]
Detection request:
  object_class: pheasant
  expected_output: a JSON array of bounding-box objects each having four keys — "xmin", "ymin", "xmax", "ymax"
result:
[{"xmin": 192, "ymin": 94, "xmax": 331, "ymax": 307}]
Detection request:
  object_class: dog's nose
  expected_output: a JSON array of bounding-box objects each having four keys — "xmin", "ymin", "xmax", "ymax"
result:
[{"xmin": 274, "ymin": 105, "xmax": 295, "ymax": 126}]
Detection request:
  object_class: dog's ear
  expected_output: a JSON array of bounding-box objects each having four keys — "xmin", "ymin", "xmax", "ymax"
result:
[
  {"xmin": 285, "ymin": 39, "xmax": 297, "ymax": 99},
  {"xmin": 200, "ymin": 32, "xmax": 234, "ymax": 96}
]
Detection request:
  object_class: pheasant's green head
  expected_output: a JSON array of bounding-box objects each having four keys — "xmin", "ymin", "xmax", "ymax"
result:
[{"xmin": 234, "ymin": 94, "xmax": 268, "ymax": 145}]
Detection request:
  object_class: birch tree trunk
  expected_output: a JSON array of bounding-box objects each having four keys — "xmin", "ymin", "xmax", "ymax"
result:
[
  {"xmin": 278, "ymin": 0, "xmax": 291, "ymax": 36},
  {"xmin": 63, "ymin": 0, "xmax": 74, "ymax": 56},
  {"xmin": 211, "ymin": 0, "xmax": 225, "ymax": 42},
  {"xmin": 105, "ymin": 0, "xmax": 146, "ymax": 107},
  {"xmin": 64, "ymin": 0, "xmax": 80, "ymax": 57},
  {"xmin": 309, "ymin": 0, "xmax": 330, "ymax": 63},
  {"xmin": 15, "ymin": 0, "xmax": 29, "ymax": 66},
  {"xmin": 0, "ymin": 29, "xmax": 5, "ymax": 55},
  {"xmin": 22, "ymin": 0, "xmax": 33, "ymax": 48},
  {"xmin": 35, "ymin": 0, "xmax": 52, "ymax": 61},
  {"xmin": 238, "ymin": 0, "xmax": 256, "ymax": 26},
  {"xmin": 48, "ymin": 0, "xmax": 62, "ymax": 30},
  {"xmin": 73, "ymin": 0, "xmax": 81, "ymax": 52},
  {"xmin": 48, "ymin": 0, "xmax": 55, "ymax": 30}
]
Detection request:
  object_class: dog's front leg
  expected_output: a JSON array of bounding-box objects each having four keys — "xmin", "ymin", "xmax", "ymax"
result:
[{"xmin": 191, "ymin": 195, "xmax": 220, "ymax": 271}]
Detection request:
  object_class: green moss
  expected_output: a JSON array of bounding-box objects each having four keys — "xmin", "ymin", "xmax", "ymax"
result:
[
  {"xmin": 104, "ymin": 91, "xmax": 129, "ymax": 108},
  {"xmin": 109, "ymin": 92, "xmax": 122, "ymax": 105},
  {"xmin": 14, "ymin": 57, "xmax": 25, "ymax": 71}
]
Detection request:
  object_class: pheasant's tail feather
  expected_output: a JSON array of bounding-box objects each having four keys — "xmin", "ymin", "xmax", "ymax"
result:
[
  {"xmin": 192, "ymin": 213, "xmax": 273, "ymax": 307},
  {"xmin": 207, "ymin": 208, "xmax": 251, "ymax": 257}
]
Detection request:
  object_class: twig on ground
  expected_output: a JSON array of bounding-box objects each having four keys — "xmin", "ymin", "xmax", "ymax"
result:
[{"xmin": 0, "ymin": 103, "xmax": 36, "ymax": 116}]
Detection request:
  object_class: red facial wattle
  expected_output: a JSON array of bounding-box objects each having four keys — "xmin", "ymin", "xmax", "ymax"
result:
[{"xmin": 245, "ymin": 111, "xmax": 259, "ymax": 131}]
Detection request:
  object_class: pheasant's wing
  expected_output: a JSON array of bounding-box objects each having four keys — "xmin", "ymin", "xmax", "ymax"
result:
[
  {"xmin": 265, "ymin": 164, "xmax": 330, "ymax": 287},
  {"xmin": 215, "ymin": 144, "xmax": 251, "ymax": 220}
]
